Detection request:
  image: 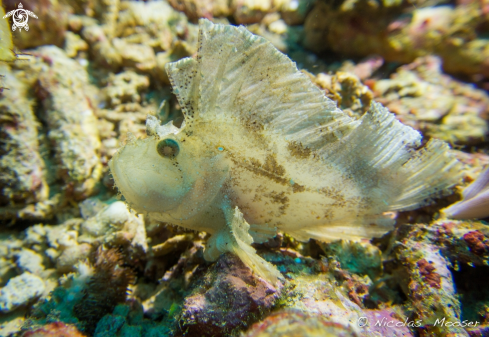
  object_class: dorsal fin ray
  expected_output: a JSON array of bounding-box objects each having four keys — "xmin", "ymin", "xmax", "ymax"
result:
[
  {"xmin": 165, "ymin": 56, "xmax": 199, "ymax": 131},
  {"xmin": 318, "ymin": 102, "xmax": 462, "ymax": 213},
  {"xmin": 167, "ymin": 19, "xmax": 357, "ymax": 147},
  {"xmin": 166, "ymin": 19, "xmax": 462, "ymax": 214}
]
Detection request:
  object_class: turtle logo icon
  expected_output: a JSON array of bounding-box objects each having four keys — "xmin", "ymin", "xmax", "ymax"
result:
[{"xmin": 3, "ymin": 3, "xmax": 38, "ymax": 32}]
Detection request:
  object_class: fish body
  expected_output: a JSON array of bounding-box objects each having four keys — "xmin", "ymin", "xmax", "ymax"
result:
[{"xmin": 109, "ymin": 19, "xmax": 462, "ymax": 284}]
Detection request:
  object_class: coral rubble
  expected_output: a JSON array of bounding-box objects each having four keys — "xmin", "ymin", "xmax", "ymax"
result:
[
  {"xmin": 374, "ymin": 56, "xmax": 489, "ymax": 145},
  {"xmin": 178, "ymin": 253, "xmax": 281, "ymax": 337},
  {"xmin": 0, "ymin": 66, "xmax": 48, "ymax": 214},
  {"xmin": 303, "ymin": 0, "xmax": 489, "ymax": 79},
  {"xmin": 0, "ymin": 272, "xmax": 45, "ymax": 313},
  {"xmin": 0, "ymin": 0, "xmax": 488, "ymax": 336},
  {"xmin": 33, "ymin": 46, "xmax": 102, "ymax": 200}
]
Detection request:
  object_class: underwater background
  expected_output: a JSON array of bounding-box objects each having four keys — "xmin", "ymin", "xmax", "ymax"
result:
[{"xmin": 0, "ymin": 0, "xmax": 488, "ymax": 336}]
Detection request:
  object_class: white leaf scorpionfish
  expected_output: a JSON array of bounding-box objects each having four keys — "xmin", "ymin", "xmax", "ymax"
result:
[{"xmin": 109, "ymin": 19, "xmax": 462, "ymax": 284}]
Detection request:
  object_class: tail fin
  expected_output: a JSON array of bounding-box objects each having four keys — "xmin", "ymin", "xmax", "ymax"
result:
[
  {"xmin": 390, "ymin": 139, "xmax": 463, "ymax": 211},
  {"xmin": 321, "ymin": 102, "xmax": 463, "ymax": 214}
]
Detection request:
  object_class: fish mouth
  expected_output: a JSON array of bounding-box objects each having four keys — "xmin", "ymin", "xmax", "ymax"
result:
[
  {"xmin": 108, "ymin": 139, "xmax": 186, "ymax": 213},
  {"xmin": 108, "ymin": 141, "xmax": 156, "ymax": 212},
  {"xmin": 108, "ymin": 149, "xmax": 140, "ymax": 202}
]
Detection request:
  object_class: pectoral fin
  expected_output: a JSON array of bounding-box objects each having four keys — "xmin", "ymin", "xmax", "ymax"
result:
[{"xmin": 204, "ymin": 206, "xmax": 283, "ymax": 286}]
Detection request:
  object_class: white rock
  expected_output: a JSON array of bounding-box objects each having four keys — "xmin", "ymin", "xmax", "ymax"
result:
[
  {"xmin": 0, "ymin": 272, "xmax": 45, "ymax": 313},
  {"xmin": 101, "ymin": 201, "xmax": 130, "ymax": 226},
  {"xmin": 269, "ymin": 19, "xmax": 288, "ymax": 35},
  {"xmin": 81, "ymin": 201, "xmax": 130, "ymax": 237},
  {"xmin": 56, "ymin": 243, "xmax": 92, "ymax": 273},
  {"xmin": 14, "ymin": 248, "xmax": 44, "ymax": 274}
]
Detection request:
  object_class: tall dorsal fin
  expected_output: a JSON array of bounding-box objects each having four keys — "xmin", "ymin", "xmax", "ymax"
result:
[
  {"xmin": 166, "ymin": 19, "xmax": 357, "ymax": 144},
  {"xmin": 165, "ymin": 19, "xmax": 462, "ymax": 213}
]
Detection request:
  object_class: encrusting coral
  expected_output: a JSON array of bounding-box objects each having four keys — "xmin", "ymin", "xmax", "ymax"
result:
[
  {"xmin": 178, "ymin": 253, "xmax": 280, "ymax": 337},
  {"xmin": 374, "ymin": 56, "xmax": 489, "ymax": 146},
  {"xmin": 103, "ymin": 71, "xmax": 150, "ymax": 107},
  {"xmin": 0, "ymin": 65, "xmax": 48, "ymax": 212},
  {"xmin": 21, "ymin": 322, "xmax": 87, "ymax": 337},
  {"xmin": 33, "ymin": 46, "xmax": 102, "ymax": 201},
  {"xmin": 303, "ymin": 0, "xmax": 489, "ymax": 79},
  {"xmin": 387, "ymin": 220, "xmax": 489, "ymax": 335},
  {"xmin": 395, "ymin": 240, "xmax": 466, "ymax": 336},
  {"xmin": 309, "ymin": 70, "xmax": 374, "ymax": 118}
]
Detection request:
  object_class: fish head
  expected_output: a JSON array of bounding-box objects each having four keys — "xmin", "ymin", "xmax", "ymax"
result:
[
  {"xmin": 109, "ymin": 116, "xmax": 229, "ymax": 217},
  {"xmin": 109, "ymin": 134, "xmax": 189, "ymax": 214}
]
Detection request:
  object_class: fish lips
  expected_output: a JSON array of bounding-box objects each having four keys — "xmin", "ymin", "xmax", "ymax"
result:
[{"xmin": 109, "ymin": 137, "xmax": 187, "ymax": 213}]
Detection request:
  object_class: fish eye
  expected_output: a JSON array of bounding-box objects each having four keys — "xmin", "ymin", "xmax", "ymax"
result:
[{"xmin": 157, "ymin": 139, "xmax": 180, "ymax": 158}]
